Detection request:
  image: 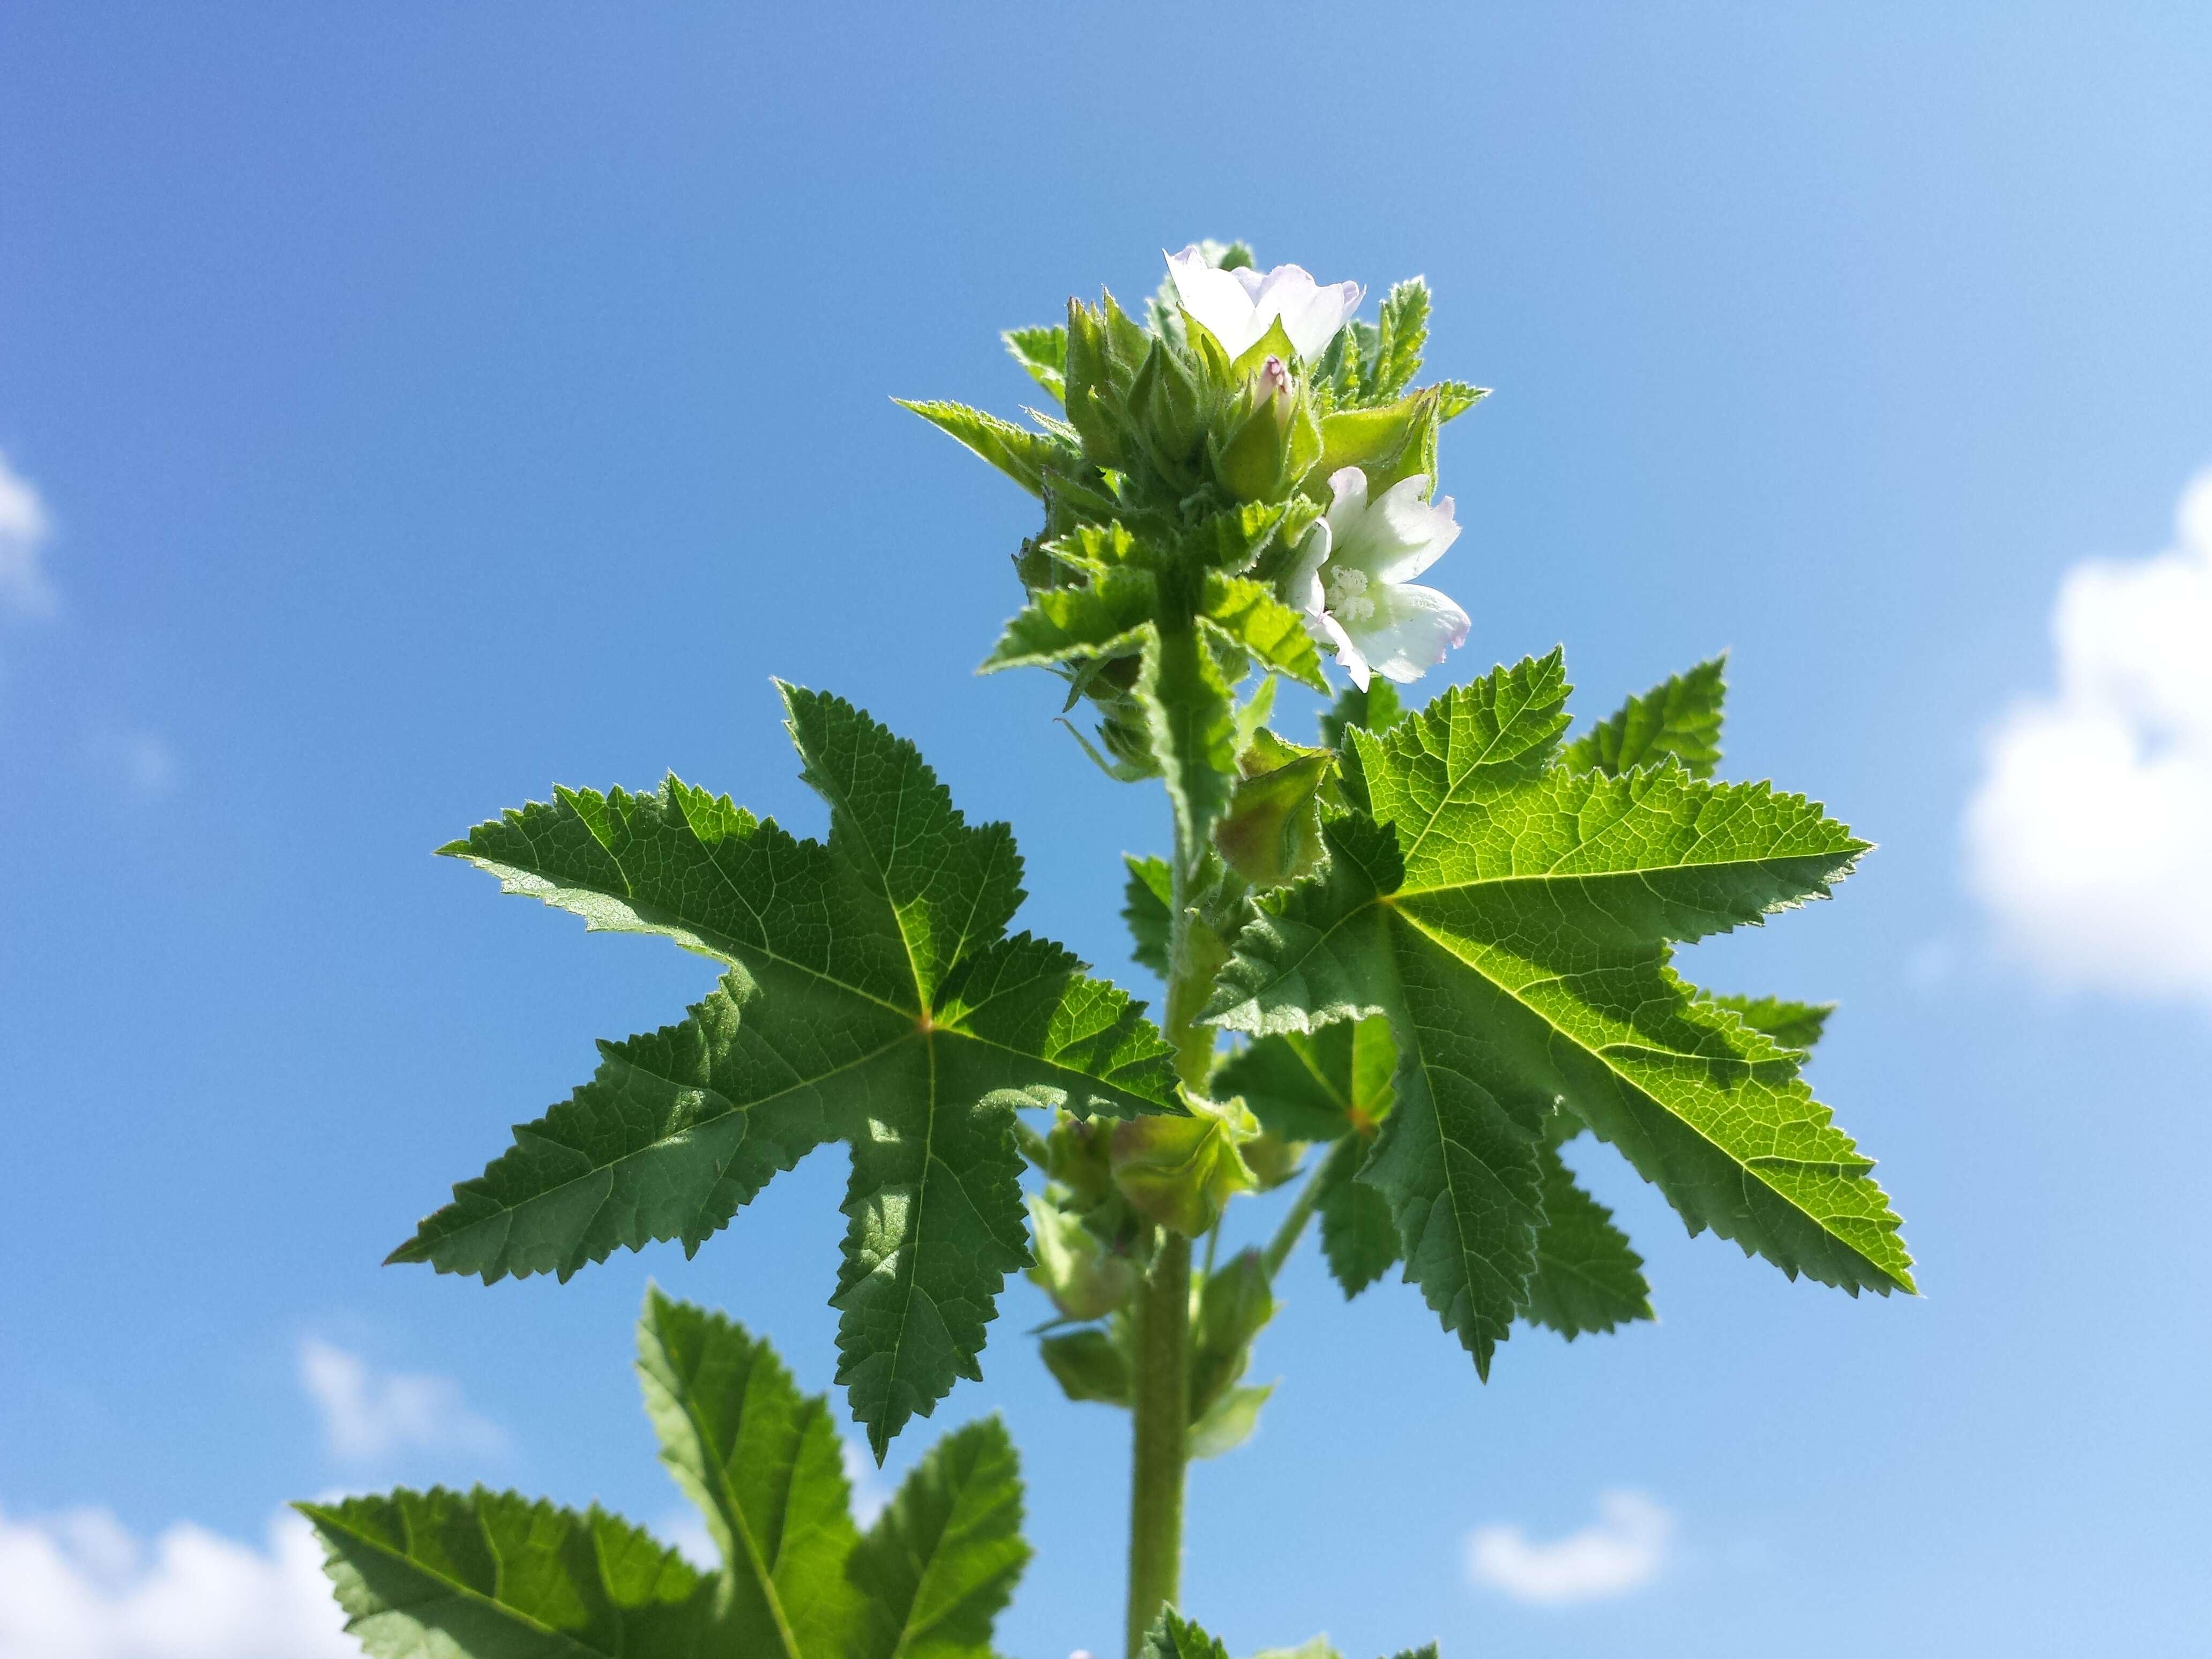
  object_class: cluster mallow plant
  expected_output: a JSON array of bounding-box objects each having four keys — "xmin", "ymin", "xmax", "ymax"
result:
[{"xmin": 301, "ymin": 242, "xmax": 1912, "ymax": 1659}]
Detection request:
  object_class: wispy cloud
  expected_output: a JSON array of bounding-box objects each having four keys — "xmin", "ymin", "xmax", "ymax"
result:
[
  {"xmin": 298, "ymin": 1339, "xmax": 506, "ymax": 1465},
  {"xmin": 0, "ymin": 449, "xmax": 58, "ymax": 620},
  {"xmin": 0, "ymin": 1503, "xmax": 353, "ymax": 1658},
  {"xmin": 1465, "ymin": 1489, "xmax": 1673, "ymax": 1607},
  {"xmin": 1963, "ymin": 468, "xmax": 2212, "ymax": 1003}
]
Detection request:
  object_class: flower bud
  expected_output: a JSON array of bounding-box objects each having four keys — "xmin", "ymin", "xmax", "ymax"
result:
[
  {"xmin": 1026, "ymin": 1192, "xmax": 1139, "ymax": 1321},
  {"xmin": 1109, "ymin": 1095, "xmax": 1260, "ymax": 1237},
  {"xmin": 1213, "ymin": 357, "xmax": 1301, "ymax": 502}
]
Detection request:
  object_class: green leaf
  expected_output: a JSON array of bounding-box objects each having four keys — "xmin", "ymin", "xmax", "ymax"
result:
[
  {"xmin": 1521, "ymin": 1147, "xmax": 1654, "ymax": 1339},
  {"xmin": 1039, "ymin": 1325, "xmax": 1132, "ymax": 1406},
  {"xmin": 635, "ymin": 1287, "xmax": 857, "ymax": 1659},
  {"xmin": 1316, "ymin": 1134, "xmax": 1400, "ymax": 1299},
  {"xmin": 1564, "ymin": 655, "xmax": 1726, "ymax": 779},
  {"xmin": 1317, "ymin": 677, "xmax": 1405, "ymax": 752},
  {"xmin": 1123, "ymin": 854, "xmax": 1174, "ymax": 977},
  {"xmin": 1003, "ymin": 326, "xmax": 1066, "ymax": 402},
  {"xmin": 847, "ymin": 1416, "xmax": 1030, "ymax": 1659},
  {"xmin": 1214, "ymin": 1015, "xmax": 1396, "ymax": 1145},
  {"xmin": 1207, "ymin": 652, "xmax": 1910, "ymax": 1377},
  {"xmin": 402, "ymin": 686, "xmax": 1179, "ymax": 1454},
  {"xmin": 896, "ymin": 399, "xmax": 1075, "ymax": 497},
  {"xmin": 1245, "ymin": 1638, "xmax": 1340, "ymax": 1659},
  {"xmin": 983, "ymin": 569, "xmax": 1156, "ymax": 672},
  {"xmin": 1139, "ymin": 606, "xmax": 1241, "ymax": 857},
  {"xmin": 1142, "ymin": 1609, "xmax": 1232, "ymax": 1659},
  {"xmin": 1365, "ymin": 279, "xmax": 1431, "ymax": 402},
  {"xmin": 1712, "ymin": 992, "xmax": 1834, "ymax": 1055},
  {"xmin": 1433, "ymin": 382, "xmax": 1489, "ymax": 422},
  {"xmin": 1203, "ymin": 574, "xmax": 1327, "ymax": 692},
  {"xmin": 298, "ymin": 1488, "xmax": 713, "ymax": 1659}
]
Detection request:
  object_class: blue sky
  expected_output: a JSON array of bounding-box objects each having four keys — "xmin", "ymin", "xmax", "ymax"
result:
[{"xmin": 4, "ymin": 5, "xmax": 2211, "ymax": 1655}]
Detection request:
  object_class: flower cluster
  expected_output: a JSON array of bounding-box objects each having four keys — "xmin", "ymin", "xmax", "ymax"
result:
[{"xmin": 904, "ymin": 240, "xmax": 1489, "ymax": 838}]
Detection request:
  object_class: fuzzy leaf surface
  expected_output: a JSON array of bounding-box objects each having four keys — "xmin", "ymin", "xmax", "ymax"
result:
[
  {"xmin": 400, "ymin": 686, "xmax": 1178, "ymax": 1453},
  {"xmin": 636, "ymin": 1288, "xmax": 857, "ymax": 1659},
  {"xmin": 847, "ymin": 1417, "xmax": 1029, "ymax": 1659},
  {"xmin": 896, "ymin": 400, "xmax": 1074, "ymax": 497},
  {"xmin": 299, "ymin": 1488, "xmax": 713, "ymax": 1659},
  {"xmin": 1208, "ymin": 653, "xmax": 1910, "ymax": 1376}
]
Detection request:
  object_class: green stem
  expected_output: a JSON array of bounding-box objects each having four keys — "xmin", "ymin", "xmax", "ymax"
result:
[
  {"xmin": 1261, "ymin": 1150, "xmax": 1332, "ymax": 1281},
  {"xmin": 1124, "ymin": 1227, "xmax": 1191, "ymax": 1659},
  {"xmin": 1124, "ymin": 809, "xmax": 1214, "ymax": 1659}
]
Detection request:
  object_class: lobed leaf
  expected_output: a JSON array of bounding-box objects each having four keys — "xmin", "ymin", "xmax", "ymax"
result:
[
  {"xmin": 1564, "ymin": 655, "xmax": 1727, "ymax": 780},
  {"xmin": 405, "ymin": 686, "xmax": 1178, "ymax": 1454},
  {"xmin": 896, "ymin": 400, "xmax": 1075, "ymax": 497},
  {"xmin": 1520, "ymin": 1148, "xmax": 1654, "ymax": 1339},
  {"xmin": 1208, "ymin": 654, "xmax": 1910, "ymax": 1377},
  {"xmin": 299, "ymin": 1488, "xmax": 712, "ymax": 1659},
  {"xmin": 636, "ymin": 1288, "xmax": 858, "ymax": 1659},
  {"xmin": 1712, "ymin": 992, "xmax": 1834, "ymax": 1055},
  {"xmin": 847, "ymin": 1417, "xmax": 1029, "ymax": 1659}
]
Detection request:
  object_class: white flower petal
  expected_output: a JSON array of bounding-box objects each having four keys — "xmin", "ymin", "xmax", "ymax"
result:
[
  {"xmin": 1309, "ymin": 608, "xmax": 1371, "ymax": 690},
  {"xmin": 1343, "ymin": 582, "xmax": 1471, "ymax": 684},
  {"xmin": 1368, "ymin": 476, "xmax": 1461, "ymax": 583},
  {"xmin": 1283, "ymin": 518, "xmax": 1332, "ymax": 616},
  {"xmin": 1165, "ymin": 246, "xmax": 1266, "ymax": 357},
  {"xmin": 1279, "ymin": 278, "xmax": 1364, "ymax": 361}
]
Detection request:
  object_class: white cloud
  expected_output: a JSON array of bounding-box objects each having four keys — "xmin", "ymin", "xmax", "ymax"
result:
[
  {"xmin": 1963, "ymin": 469, "xmax": 2212, "ymax": 1002},
  {"xmin": 0, "ymin": 1504, "xmax": 354, "ymax": 1659},
  {"xmin": 1466, "ymin": 1489, "xmax": 1673, "ymax": 1607},
  {"xmin": 298, "ymin": 1339, "xmax": 505, "ymax": 1465},
  {"xmin": 0, "ymin": 449, "xmax": 58, "ymax": 619}
]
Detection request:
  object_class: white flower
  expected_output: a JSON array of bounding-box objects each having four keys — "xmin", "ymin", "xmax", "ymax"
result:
[
  {"xmin": 1165, "ymin": 245, "xmax": 1362, "ymax": 362},
  {"xmin": 1286, "ymin": 466, "xmax": 1471, "ymax": 691}
]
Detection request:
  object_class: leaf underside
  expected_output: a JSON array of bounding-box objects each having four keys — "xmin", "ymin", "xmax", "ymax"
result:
[
  {"xmin": 1208, "ymin": 651, "xmax": 1911, "ymax": 1377},
  {"xmin": 393, "ymin": 685, "xmax": 1180, "ymax": 1454}
]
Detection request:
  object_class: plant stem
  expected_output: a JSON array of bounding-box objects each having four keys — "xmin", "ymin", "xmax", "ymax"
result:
[
  {"xmin": 1124, "ymin": 1227, "xmax": 1191, "ymax": 1659},
  {"xmin": 1124, "ymin": 810, "xmax": 1213, "ymax": 1658},
  {"xmin": 1261, "ymin": 1150, "xmax": 1332, "ymax": 1281}
]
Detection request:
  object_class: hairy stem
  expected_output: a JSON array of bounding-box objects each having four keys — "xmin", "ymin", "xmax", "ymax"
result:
[
  {"xmin": 1124, "ymin": 1227, "xmax": 1191, "ymax": 1659},
  {"xmin": 1124, "ymin": 813, "xmax": 1214, "ymax": 1657}
]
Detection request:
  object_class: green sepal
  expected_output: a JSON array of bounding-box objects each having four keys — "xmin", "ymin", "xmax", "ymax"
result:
[
  {"xmin": 1189, "ymin": 1382, "xmax": 1273, "ymax": 1460},
  {"xmin": 1316, "ymin": 386, "xmax": 1441, "ymax": 496},
  {"xmin": 896, "ymin": 399, "xmax": 1074, "ymax": 498},
  {"xmin": 1026, "ymin": 1192, "xmax": 1138, "ymax": 1321},
  {"xmin": 1111, "ymin": 1095, "xmax": 1261, "ymax": 1237},
  {"xmin": 1213, "ymin": 730, "xmax": 1334, "ymax": 889},
  {"xmin": 1230, "ymin": 313, "xmax": 1301, "ymax": 378}
]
